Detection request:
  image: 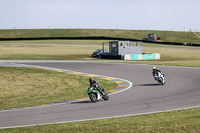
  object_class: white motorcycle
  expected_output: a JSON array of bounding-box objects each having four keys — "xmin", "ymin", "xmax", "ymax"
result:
[{"xmin": 154, "ymin": 71, "xmax": 166, "ymax": 85}]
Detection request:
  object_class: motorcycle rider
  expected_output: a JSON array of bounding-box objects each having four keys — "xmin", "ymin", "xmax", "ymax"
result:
[
  {"xmin": 89, "ymin": 78, "xmax": 104, "ymax": 92},
  {"xmin": 152, "ymin": 67, "xmax": 163, "ymax": 80}
]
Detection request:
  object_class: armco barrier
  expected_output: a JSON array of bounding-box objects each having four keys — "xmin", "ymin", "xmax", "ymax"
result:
[{"xmin": 0, "ymin": 36, "xmax": 199, "ymax": 47}]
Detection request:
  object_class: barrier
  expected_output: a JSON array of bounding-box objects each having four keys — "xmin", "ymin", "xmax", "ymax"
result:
[
  {"xmin": 124, "ymin": 53, "xmax": 160, "ymax": 60},
  {"xmin": 0, "ymin": 36, "xmax": 199, "ymax": 47}
]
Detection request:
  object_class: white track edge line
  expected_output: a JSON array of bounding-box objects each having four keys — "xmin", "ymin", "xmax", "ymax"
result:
[{"xmin": 1, "ymin": 105, "xmax": 200, "ymax": 130}]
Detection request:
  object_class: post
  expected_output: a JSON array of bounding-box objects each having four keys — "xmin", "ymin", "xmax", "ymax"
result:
[{"xmin": 102, "ymin": 43, "xmax": 104, "ymax": 54}]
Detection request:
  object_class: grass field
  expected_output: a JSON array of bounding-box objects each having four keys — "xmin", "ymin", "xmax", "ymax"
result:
[
  {"xmin": 0, "ymin": 67, "xmax": 117, "ymax": 110},
  {"xmin": 138, "ymin": 45, "xmax": 200, "ymax": 67},
  {"xmin": 1, "ymin": 107, "xmax": 200, "ymax": 133},
  {"xmin": 0, "ymin": 29, "xmax": 200, "ymax": 44},
  {"xmin": 0, "ymin": 41, "xmax": 100, "ymax": 60},
  {"xmin": 0, "ymin": 40, "xmax": 200, "ymax": 67}
]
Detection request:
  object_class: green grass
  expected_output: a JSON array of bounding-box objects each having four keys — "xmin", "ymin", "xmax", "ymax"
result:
[
  {"xmin": 1, "ymin": 107, "xmax": 200, "ymax": 133},
  {"xmin": 0, "ymin": 29, "xmax": 200, "ymax": 44},
  {"xmin": 142, "ymin": 42, "xmax": 200, "ymax": 48},
  {"xmin": 0, "ymin": 41, "xmax": 100, "ymax": 60},
  {"xmin": 0, "ymin": 40, "xmax": 200, "ymax": 67},
  {"xmin": 0, "ymin": 67, "xmax": 117, "ymax": 110},
  {"xmin": 0, "ymin": 40, "xmax": 112, "ymax": 60},
  {"xmin": 135, "ymin": 46, "xmax": 200, "ymax": 67}
]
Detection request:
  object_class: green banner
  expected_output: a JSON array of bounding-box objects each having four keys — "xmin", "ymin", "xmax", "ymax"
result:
[
  {"xmin": 130, "ymin": 54, "xmax": 138, "ymax": 60},
  {"xmin": 142, "ymin": 54, "xmax": 155, "ymax": 60}
]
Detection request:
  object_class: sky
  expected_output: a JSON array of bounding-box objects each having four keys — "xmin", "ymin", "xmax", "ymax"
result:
[{"xmin": 0, "ymin": 0, "xmax": 199, "ymax": 31}]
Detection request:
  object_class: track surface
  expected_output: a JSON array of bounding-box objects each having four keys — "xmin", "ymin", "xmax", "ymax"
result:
[{"xmin": 0, "ymin": 61, "xmax": 200, "ymax": 129}]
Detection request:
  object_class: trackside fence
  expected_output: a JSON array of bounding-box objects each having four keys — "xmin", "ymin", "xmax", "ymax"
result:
[{"xmin": 0, "ymin": 36, "xmax": 199, "ymax": 47}]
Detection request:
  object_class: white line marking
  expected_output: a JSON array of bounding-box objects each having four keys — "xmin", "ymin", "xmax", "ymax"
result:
[{"xmin": 1, "ymin": 105, "xmax": 200, "ymax": 129}]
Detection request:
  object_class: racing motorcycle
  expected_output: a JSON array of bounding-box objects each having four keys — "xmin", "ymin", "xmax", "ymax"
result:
[
  {"xmin": 154, "ymin": 71, "xmax": 166, "ymax": 85},
  {"xmin": 86, "ymin": 86, "xmax": 109, "ymax": 103}
]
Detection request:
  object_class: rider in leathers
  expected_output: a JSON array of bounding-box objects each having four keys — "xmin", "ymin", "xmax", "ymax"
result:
[
  {"xmin": 89, "ymin": 78, "xmax": 104, "ymax": 92},
  {"xmin": 152, "ymin": 67, "xmax": 163, "ymax": 80}
]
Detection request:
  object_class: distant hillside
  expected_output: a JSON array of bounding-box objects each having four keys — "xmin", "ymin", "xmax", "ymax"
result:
[{"xmin": 0, "ymin": 29, "xmax": 199, "ymax": 44}]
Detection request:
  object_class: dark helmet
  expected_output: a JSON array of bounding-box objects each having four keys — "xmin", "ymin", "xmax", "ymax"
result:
[{"xmin": 89, "ymin": 78, "xmax": 95, "ymax": 84}]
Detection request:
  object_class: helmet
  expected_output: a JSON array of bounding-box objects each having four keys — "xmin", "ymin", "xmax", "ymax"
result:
[
  {"xmin": 153, "ymin": 67, "xmax": 157, "ymax": 71},
  {"xmin": 89, "ymin": 78, "xmax": 95, "ymax": 84}
]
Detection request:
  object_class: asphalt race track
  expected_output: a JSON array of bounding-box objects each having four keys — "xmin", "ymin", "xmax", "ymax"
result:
[{"xmin": 0, "ymin": 61, "xmax": 200, "ymax": 129}]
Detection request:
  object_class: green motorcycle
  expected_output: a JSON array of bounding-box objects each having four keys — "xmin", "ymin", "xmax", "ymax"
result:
[{"xmin": 86, "ymin": 86, "xmax": 109, "ymax": 103}]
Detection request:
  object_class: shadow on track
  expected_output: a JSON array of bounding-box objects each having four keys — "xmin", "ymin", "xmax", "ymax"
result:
[
  {"xmin": 134, "ymin": 83, "xmax": 161, "ymax": 86},
  {"xmin": 71, "ymin": 99, "xmax": 108, "ymax": 104},
  {"xmin": 71, "ymin": 100, "xmax": 91, "ymax": 104}
]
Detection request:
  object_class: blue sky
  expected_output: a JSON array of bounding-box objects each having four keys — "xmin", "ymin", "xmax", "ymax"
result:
[{"xmin": 0, "ymin": 0, "xmax": 199, "ymax": 31}]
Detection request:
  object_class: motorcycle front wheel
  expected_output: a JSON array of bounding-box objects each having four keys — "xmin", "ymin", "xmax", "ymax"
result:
[
  {"xmin": 89, "ymin": 93, "xmax": 98, "ymax": 103},
  {"xmin": 102, "ymin": 93, "xmax": 109, "ymax": 101},
  {"xmin": 159, "ymin": 77, "xmax": 165, "ymax": 85}
]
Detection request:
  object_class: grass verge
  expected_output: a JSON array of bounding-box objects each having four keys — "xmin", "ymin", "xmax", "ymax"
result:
[
  {"xmin": 0, "ymin": 41, "xmax": 101, "ymax": 60},
  {"xmin": 0, "ymin": 29, "xmax": 200, "ymax": 44},
  {"xmin": 1, "ymin": 107, "xmax": 200, "ymax": 133},
  {"xmin": 138, "ymin": 46, "xmax": 200, "ymax": 67},
  {"xmin": 0, "ymin": 67, "xmax": 117, "ymax": 110},
  {"xmin": 121, "ymin": 46, "xmax": 200, "ymax": 67},
  {"xmin": 1, "ymin": 40, "xmax": 199, "ymax": 67}
]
